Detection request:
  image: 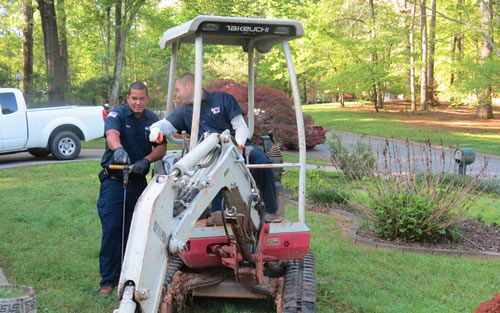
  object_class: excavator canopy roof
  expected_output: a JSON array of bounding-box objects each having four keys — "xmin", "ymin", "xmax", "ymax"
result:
[{"xmin": 159, "ymin": 15, "xmax": 303, "ymax": 53}]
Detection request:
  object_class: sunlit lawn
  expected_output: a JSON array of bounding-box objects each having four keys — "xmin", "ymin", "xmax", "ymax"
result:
[
  {"xmin": 303, "ymin": 103, "xmax": 500, "ymax": 156},
  {"xmin": 0, "ymin": 162, "xmax": 498, "ymax": 313}
]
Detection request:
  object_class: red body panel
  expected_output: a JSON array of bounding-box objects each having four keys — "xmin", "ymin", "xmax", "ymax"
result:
[{"xmin": 180, "ymin": 227, "xmax": 310, "ymax": 268}]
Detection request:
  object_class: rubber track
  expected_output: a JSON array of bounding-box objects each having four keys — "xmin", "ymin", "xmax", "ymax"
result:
[
  {"xmin": 163, "ymin": 256, "xmax": 184, "ymax": 288},
  {"xmin": 282, "ymin": 253, "xmax": 316, "ymax": 313}
]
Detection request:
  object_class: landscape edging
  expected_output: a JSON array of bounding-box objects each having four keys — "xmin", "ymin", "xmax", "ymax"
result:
[{"xmin": 285, "ymin": 198, "xmax": 500, "ymax": 259}]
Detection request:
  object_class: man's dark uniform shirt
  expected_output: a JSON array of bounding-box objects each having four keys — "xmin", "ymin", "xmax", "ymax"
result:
[
  {"xmin": 166, "ymin": 89, "xmax": 277, "ymax": 213},
  {"xmin": 101, "ymin": 104, "xmax": 159, "ymax": 171},
  {"xmin": 97, "ymin": 103, "xmax": 160, "ymax": 288},
  {"xmin": 167, "ymin": 90, "xmax": 242, "ymax": 140}
]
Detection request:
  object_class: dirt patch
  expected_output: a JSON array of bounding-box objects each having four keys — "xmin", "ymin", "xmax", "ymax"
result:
[
  {"xmin": 356, "ymin": 219, "xmax": 500, "ymax": 253},
  {"xmin": 342, "ymin": 100, "xmax": 500, "ymax": 135},
  {"xmin": 475, "ymin": 293, "xmax": 500, "ymax": 313}
]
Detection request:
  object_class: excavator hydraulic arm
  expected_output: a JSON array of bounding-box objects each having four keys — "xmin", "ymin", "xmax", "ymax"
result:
[{"xmin": 113, "ymin": 131, "xmax": 264, "ymax": 313}]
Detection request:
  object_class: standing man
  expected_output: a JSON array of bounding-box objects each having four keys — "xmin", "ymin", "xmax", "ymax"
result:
[
  {"xmin": 97, "ymin": 82, "xmax": 166, "ymax": 296},
  {"xmin": 149, "ymin": 73, "xmax": 277, "ymax": 217}
]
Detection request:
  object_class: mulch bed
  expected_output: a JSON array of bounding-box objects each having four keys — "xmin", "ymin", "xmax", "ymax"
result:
[{"xmin": 306, "ymin": 203, "xmax": 500, "ymax": 253}]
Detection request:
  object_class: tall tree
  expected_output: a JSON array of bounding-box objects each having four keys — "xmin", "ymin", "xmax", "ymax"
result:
[
  {"xmin": 369, "ymin": 0, "xmax": 382, "ymax": 111},
  {"xmin": 37, "ymin": 0, "xmax": 65, "ymax": 105},
  {"xmin": 108, "ymin": 0, "xmax": 145, "ymax": 109},
  {"xmin": 420, "ymin": 0, "xmax": 429, "ymax": 110},
  {"xmin": 56, "ymin": 0, "xmax": 68, "ymax": 85},
  {"xmin": 23, "ymin": 0, "xmax": 34, "ymax": 105},
  {"xmin": 476, "ymin": 0, "xmax": 494, "ymax": 119},
  {"xmin": 427, "ymin": 0, "xmax": 436, "ymax": 105},
  {"xmin": 409, "ymin": 0, "xmax": 417, "ymax": 111}
]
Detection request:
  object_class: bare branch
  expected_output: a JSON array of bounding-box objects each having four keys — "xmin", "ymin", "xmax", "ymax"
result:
[{"xmin": 425, "ymin": 4, "xmax": 500, "ymax": 57}]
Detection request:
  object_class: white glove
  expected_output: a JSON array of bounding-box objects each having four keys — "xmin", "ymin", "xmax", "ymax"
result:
[{"xmin": 149, "ymin": 126, "xmax": 163, "ymax": 143}]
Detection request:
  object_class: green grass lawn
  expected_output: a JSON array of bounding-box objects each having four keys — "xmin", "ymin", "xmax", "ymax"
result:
[
  {"xmin": 82, "ymin": 137, "xmax": 106, "ymax": 149},
  {"xmin": 0, "ymin": 162, "xmax": 498, "ymax": 313},
  {"xmin": 303, "ymin": 103, "xmax": 500, "ymax": 156}
]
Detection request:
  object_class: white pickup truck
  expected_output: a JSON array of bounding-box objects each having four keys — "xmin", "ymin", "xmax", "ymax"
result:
[{"xmin": 0, "ymin": 88, "xmax": 106, "ymax": 160}]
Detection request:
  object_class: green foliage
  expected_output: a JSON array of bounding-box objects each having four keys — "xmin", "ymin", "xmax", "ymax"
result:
[
  {"xmin": 327, "ymin": 133, "xmax": 376, "ymax": 180},
  {"xmin": 71, "ymin": 77, "xmax": 110, "ymax": 105},
  {"xmin": 306, "ymin": 169, "xmax": 349, "ymax": 205},
  {"xmin": 0, "ymin": 285, "xmax": 27, "ymax": 298},
  {"xmin": 0, "ymin": 62, "xmax": 9, "ymax": 86},
  {"xmin": 341, "ymin": 138, "xmax": 494, "ymax": 243},
  {"xmin": 309, "ymin": 188, "xmax": 349, "ymax": 205},
  {"xmin": 373, "ymin": 192, "xmax": 447, "ymax": 241}
]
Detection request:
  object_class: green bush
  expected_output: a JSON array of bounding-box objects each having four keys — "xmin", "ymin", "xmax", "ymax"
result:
[
  {"xmin": 343, "ymin": 138, "xmax": 491, "ymax": 243},
  {"xmin": 327, "ymin": 133, "xmax": 375, "ymax": 180},
  {"xmin": 309, "ymin": 188, "xmax": 349, "ymax": 205},
  {"xmin": 373, "ymin": 192, "xmax": 448, "ymax": 241}
]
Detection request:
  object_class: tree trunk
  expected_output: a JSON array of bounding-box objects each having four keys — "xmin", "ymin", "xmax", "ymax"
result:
[
  {"xmin": 108, "ymin": 0, "xmax": 145, "ymax": 109},
  {"xmin": 302, "ymin": 77, "xmax": 308, "ymax": 104},
  {"xmin": 23, "ymin": 0, "xmax": 34, "ymax": 106},
  {"xmin": 37, "ymin": 0, "xmax": 65, "ymax": 105},
  {"xmin": 114, "ymin": 0, "xmax": 122, "ymax": 66},
  {"xmin": 476, "ymin": 0, "xmax": 494, "ymax": 119},
  {"xmin": 56, "ymin": 0, "xmax": 68, "ymax": 96},
  {"xmin": 450, "ymin": 37, "xmax": 455, "ymax": 86},
  {"xmin": 377, "ymin": 83, "xmax": 384, "ymax": 108},
  {"xmin": 106, "ymin": 6, "xmax": 111, "ymax": 102},
  {"xmin": 420, "ymin": 0, "xmax": 428, "ymax": 111},
  {"xmin": 369, "ymin": 0, "xmax": 380, "ymax": 111},
  {"xmin": 409, "ymin": 0, "xmax": 417, "ymax": 111},
  {"xmin": 427, "ymin": 0, "xmax": 436, "ymax": 105}
]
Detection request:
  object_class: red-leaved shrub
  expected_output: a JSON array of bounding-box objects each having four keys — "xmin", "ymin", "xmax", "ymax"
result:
[{"xmin": 206, "ymin": 80, "xmax": 318, "ymax": 150}]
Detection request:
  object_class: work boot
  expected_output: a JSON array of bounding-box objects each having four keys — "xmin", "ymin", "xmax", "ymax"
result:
[
  {"xmin": 264, "ymin": 212, "xmax": 283, "ymax": 223},
  {"xmin": 99, "ymin": 285, "xmax": 114, "ymax": 296}
]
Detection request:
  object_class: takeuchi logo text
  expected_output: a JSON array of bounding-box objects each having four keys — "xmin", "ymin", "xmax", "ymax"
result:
[{"xmin": 226, "ymin": 25, "xmax": 270, "ymax": 33}]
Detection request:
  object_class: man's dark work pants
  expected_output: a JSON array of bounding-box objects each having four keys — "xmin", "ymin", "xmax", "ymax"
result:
[
  {"xmin": 211, "ymin": 143, "xmax": 277, "ymax": 213},
  {"xmin": 97, "ymin": 177, "xmax": 147, "ymax": 287}
]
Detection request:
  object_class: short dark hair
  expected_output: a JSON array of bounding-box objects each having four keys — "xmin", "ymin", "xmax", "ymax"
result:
[
  {"xmin": 178, "ymin": 73, "xmax": 195, "ymax": 85},
  {"xmin": 128, "ymin": 82, "xmax": 148, "ymax": 96}
]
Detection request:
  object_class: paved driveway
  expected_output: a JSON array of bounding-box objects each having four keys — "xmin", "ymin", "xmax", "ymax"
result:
[
  {"xmin": 294, "ymin": 130, "xmax": 500, "ymax": 179},
  {"xmin": 2, "ymin": 132, "xmax": 499, "ymax": 180},
  {"xmin": 0, "ymin": 149, "xmax": 103, "ymax": 170}
]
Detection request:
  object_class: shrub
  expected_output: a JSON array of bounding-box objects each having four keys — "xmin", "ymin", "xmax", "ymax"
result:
[
  {"xmin": 344, "ymin": 138, "xmax": 493, "ymax": 242},
  {"xmin": 373, "ymin": 192, "xmax": 446, "ymax": 241},
  {"xmin": 309, "ymin": 188, "xmax": 349, "ymax": 206},
  {"xmin": 206, "ymin": 79, "xmax": 317, "ymax": 150},
  {"xmin": 326, "ymin": 133, "xmax": 376, "ymax": 180}
]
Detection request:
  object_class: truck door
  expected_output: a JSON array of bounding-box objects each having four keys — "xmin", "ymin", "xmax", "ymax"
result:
[{"xmin": 0, "ymin": 91, "xmax": 28, "ymax": 150}]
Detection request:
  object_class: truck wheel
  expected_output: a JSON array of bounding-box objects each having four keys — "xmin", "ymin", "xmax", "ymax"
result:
[
  {"xmin": 50, "ymin": 131, "xmax": 81, "ymax": 160},
  {"xmin": 28, "ymin": 148, "xmax": 50, "ymax": 158}
]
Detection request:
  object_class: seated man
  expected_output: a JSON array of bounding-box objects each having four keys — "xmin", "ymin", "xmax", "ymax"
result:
[{"xmin": 150, "ymin": 73, "xmax": 277, "ymax": 219}]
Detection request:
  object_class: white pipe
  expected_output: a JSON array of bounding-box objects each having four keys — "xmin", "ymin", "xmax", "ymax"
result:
[
  {"xmin": 190, "ymin": 36, "xmax": 203, "ymax": 150},
  {"xmin": 115, "ymin": 286, "xmax": 136, "ymax": 313},
  {"xmin": 246, "ymin": 163, "xmax": 300, "ymax": 169},
  {"xmin": 248, "ymin": 44, "xmax": 255, "ymax": 138},
  {"xmin": 282, "ymin": 41, "xmax": 306, "ymax": 223},
  {"xmin": 165, "ymin": 40, "xmax": 178, "ymax": 115},
  {"xmin": 172, "ymin": 133, "xmax": 220, "ymax": 176}
]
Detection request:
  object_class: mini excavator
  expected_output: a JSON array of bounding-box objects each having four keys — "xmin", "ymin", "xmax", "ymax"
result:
[{"xmin": 113, "ymin": 15, "xmax": 315, "ymax": 313}]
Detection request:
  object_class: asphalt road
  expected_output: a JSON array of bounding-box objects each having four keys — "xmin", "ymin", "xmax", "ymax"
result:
[
  {"xmin": 291, "ymin": 130, "xmax": 500, "ymax": 179},
  {"xmin": 0, "ymin": 149, "xmax": 103, "ymax": 170},
  {"xmin": 1, "ymin": 132, "xmax": 499, "ymax": 180}
]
